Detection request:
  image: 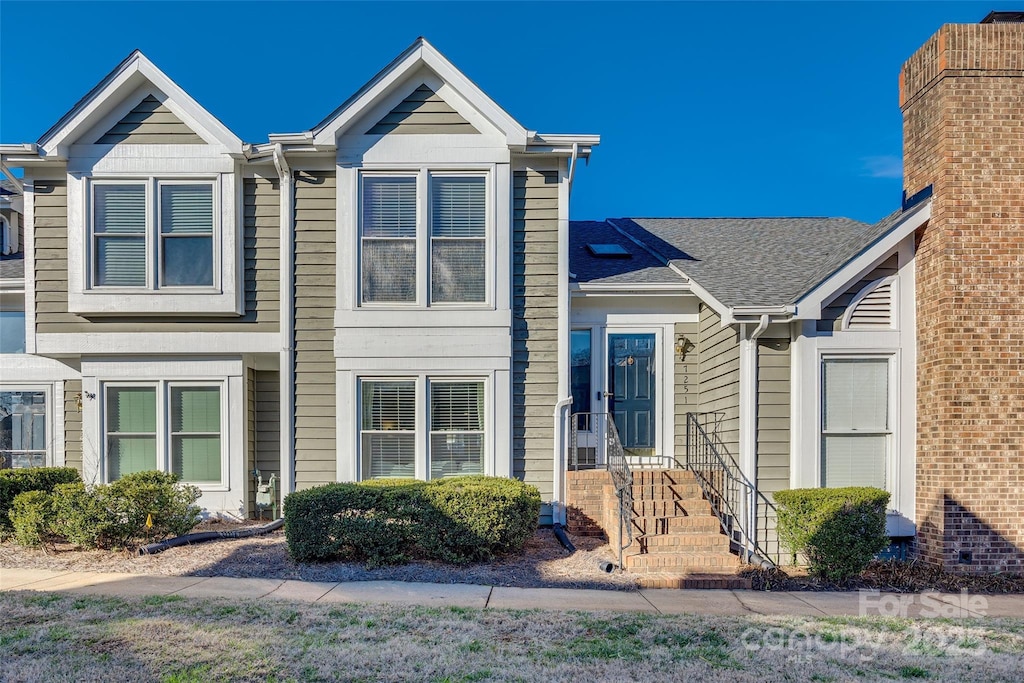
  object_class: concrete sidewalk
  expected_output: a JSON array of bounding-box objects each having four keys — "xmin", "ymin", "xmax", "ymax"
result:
[{"xmin": 2, "ymin": 568, "xmax": 1022, "ymax": 619}]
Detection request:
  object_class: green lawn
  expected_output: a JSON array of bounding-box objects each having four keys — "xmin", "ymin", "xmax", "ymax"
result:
[{"xmin": 2, "ymin": 591, "xmax": 1022, "ymax": 682}]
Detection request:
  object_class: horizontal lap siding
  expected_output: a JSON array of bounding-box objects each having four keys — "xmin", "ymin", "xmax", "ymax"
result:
[
  {"xmin": 366, "ymin": 86, "xmax": 479, "ymax": 135},
  {"xmin": 512, "ymin": 169, "xmax": 559, "ymax": 500},
  {"xmin": 696, "ymin": 305, "xmax": 739, "ymax": 461},
  {"xmin": 674, "ymin": 322, "xmax": 700, "ymax": 456},
  {"xmin": 32, "ymin": 178, "xmax": 280, "ymax": 333},
  {"xmin": 757, "ymin": 339, "xmax": 790, "ymax": 498},
  {"xmin": 292, "ymin": 171, "xmax": 336, "ymax": 490},
  {"xmin": 64, "ymin": 380, "xmax": 82, "ymax": 474},
  {"xmin": 96, "ymin": 96, "xmax": 204, "ymax": 144}
]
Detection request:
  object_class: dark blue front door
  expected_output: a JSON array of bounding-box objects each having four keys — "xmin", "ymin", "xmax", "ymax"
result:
[{"xmin": 607, "ymin": 333, "xmax": 656, "ymax": 454}]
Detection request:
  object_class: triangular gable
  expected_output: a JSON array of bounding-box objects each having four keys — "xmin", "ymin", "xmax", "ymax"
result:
[
  {"xmin": 96, "ymin": 95, "xmax": 205, "ymax": 144},
  {"xmin": 310, "ymin": 38, "xmax": 528, "ymax": 147},
  {"xmin": 38, "ymin": 50, "xmax": 242, "ymax": 158},
  {"xmin": 366, "ymin": 84, "xmax": 479, "ymax": 135}
]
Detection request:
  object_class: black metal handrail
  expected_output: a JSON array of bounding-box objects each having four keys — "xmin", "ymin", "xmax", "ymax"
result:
[
  {"xmin": 570, "ymin": 412, "xmax": 634, "ymax": 570},
  {"xmin": 685, "ymin": 412, "xmax": 781, "ymax": 567}
]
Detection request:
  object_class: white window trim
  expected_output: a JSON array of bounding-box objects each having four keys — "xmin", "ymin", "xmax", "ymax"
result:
[
  {"xmin": 356, "ymin": 168, "xmax": 493, "ymax": 310},
  {"xmin": 354, "ymin": 374, "xmax": 492, "ymax": 481},
  {"xmin": 99, "ymin": 379, "xmax": 230, "ymax": 490},
  {"xmin": 0, "ymin": 383, "xmax": 62, "ymax": 468},
  {"xmin": 67, "ymin": 171, "xmax": 240, "ymax": 315},
  {"xmin": 0, "ymin": 214, "xmax": 11, "ymax": 255}
]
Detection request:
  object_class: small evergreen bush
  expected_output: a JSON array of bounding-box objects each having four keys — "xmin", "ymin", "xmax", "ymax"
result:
[
  {"xmin": 774, "ymin": 486, "xmax": 890, "ymax": 582},
  {"xmin": 10, "ymin": 490, "xmax": 52, "ymax": 548},
  {"xmin": 285, "ymin": 476, "xmax": 541, "ymax": 566},
  {"xmin": 0, "ymin": 467, "xmax": 81, "ymax": 535}
]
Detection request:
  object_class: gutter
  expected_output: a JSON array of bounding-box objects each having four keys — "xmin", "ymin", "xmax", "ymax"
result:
[
  {"xmin": 273, "ymin": 144, "xmax": 295, "ymax": 510},
  {"xmin": 552, "ymin": 396, "xmax": 573, "ymax": 525}
]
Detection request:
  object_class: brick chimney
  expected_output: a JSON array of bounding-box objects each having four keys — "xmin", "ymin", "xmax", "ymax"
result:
[{"xmin": 901, "ymin": 17, "xmax": 1024, "ymax": 572}]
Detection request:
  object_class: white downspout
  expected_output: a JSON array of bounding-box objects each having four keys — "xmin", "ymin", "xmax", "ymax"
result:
[
  {"xmin": 552, "ymin": 396, "xmax": 573, "ymax": 525},
  {"xmin": 739, "ymin": 313, "xmax": 769, "ymax": 558},
  {"xmin": 273, "ymin": 145, "xmax": 295, "ymax": 511}
]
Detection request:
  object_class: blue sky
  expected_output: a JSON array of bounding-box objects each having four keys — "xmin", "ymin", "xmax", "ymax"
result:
[{"xmin": 0, "ymin": 1, "xmax": 994, "ymax": 223}]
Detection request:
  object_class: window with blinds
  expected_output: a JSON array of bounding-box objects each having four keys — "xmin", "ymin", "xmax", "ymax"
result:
[
  {"xmin": 361, "ymin": 177, "xmax": 417, "ymax": 303},
  {"xmin": 106, "ymin": 386, "xmax": 157, "ymax": 480},
  {"xmin": 170, "ymin": 386, "xmax": 221, "ymax": 482},
  {"xmin": 429, "ymin": 381, "xmax": 484, "ymax": 478},
  {"xmin": 94, "ymin": 184, "xmax": 147, "ymax": 287},
  {"xmin": 430, "ymin": 176, "xmax": 485, "ymax": 303},
  {"xmin": 160, "ymin": 184, "xmax": 214, "ymax": 287},
  {"xmin": 821, "ymin": 358, "xmax": 889, "ymax": 489},
  {"xmin": 361, "ymin": 380, "xmax": 416, "ymax": 478},
  {"xmin": 91, "ymin": 180, "xmax": 216, "ymax": 290},
  {"xmin": 359, "ymin": 172, "xmax": 487, "ymax": 306}
]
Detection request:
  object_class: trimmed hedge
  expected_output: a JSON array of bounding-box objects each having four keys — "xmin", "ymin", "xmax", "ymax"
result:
[
  {"xmin": 0, "ymin": 467, "xmax": 81, "ymax": 535},
  {"xmin": 774, "ymin": 486, "xmax": 890, "ymax": 582},
  {"xmin": 284, "ymin": 476, "xmax": 541, "ymax": 566}
]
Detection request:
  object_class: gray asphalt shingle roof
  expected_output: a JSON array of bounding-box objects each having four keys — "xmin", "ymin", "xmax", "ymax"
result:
[
  {"xmin": 602, "ymin": 213, "xmax": 904, "ymax": 308},
  {"xmin": 0, "ymin": 253, "xmax": 25, "ymax": 280},
  {"xmin": 569, "ymin": 220, "xmax": 685, "ymax": 285}
]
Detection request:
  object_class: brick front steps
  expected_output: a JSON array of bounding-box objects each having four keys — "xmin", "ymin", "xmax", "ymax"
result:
[{"xmin": 567, "ymin": 467, "xmax": 747, "ymax": 589}]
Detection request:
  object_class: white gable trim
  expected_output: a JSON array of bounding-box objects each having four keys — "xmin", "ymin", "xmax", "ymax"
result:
[
  {"xmin": 38, "ymin": 51, "xmax": 242, "ymax": 159},
  {"xmin": 794, "ymin": 201, "xmax": 931, "ymax": 320},
  {"xmin": 309, "ymin": 39, "xmax": 529, "ymax": 148}
]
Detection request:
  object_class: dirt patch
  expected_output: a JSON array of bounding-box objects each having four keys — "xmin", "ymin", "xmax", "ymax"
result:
[
  {"xmin": 0, "ymin": 526, "xmax": 639, "ymax": 591},
  {"xmin": 742, "ymin": 561, "xmax": 1024, "ymax": 594}
]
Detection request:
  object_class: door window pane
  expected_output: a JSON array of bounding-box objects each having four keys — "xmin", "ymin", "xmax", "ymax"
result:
[
  {"xmin": 570, "ymin": 330, "xmax": 592, "ymax": 429},
  {"xmin": 0, "ymin": 391, "xmax": 46, "ymax": 469}
]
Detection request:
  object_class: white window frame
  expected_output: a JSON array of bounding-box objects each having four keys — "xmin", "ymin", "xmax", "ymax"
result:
[
  {"xmin": 356, "ymin": 375, "xmax": 489, "ymax": 481},
  {"xmin": 100, "ymin": 379, "xmax": 229, "ymax": 489},
  {"xmin": 66, "ymin": 172, "xmax": 240, "ymax": 315},
  {"xmin": 357, "ymin": 169, "xmax": 491, "ymax": 309},
  {"xmin": 0, "ymin": 384, "xmax": 54, "ymax": 469},
  {"xmin": 819, "ymin": 355, "xmax": 894, "ymax": 491}
]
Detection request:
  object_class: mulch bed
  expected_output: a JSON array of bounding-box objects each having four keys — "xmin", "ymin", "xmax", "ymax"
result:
[{"xmin": 742, "ymin": 560, "xmax": 1024, "ymax": 594}]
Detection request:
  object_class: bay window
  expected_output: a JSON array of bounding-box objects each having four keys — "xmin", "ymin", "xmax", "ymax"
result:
[
  {"xmin": 820, "ymin": 357, "xmax": 890, "ymax": 489},
  {"xmin": 359, "ymin": 171, "xmax": 487, "ymax": 306}
]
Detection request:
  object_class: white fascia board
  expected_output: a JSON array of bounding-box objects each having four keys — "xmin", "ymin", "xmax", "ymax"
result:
[
  {"xmin": 0, "ymin": 144, "xmax": 39, "ymax": 157},
  {"xmin": 310, "ymin": 38, "xmax": 529, "ymax": 147},
  {"xmin": 38, "ymin": 51, "xmax": 242, "ymax": 158},
  {"xmin": 793, "ymin": 201, "xmax": 931, "ymax": 320}
]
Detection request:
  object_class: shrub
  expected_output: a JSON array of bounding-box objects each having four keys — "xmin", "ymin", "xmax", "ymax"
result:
[
  {"xmin": 774, "ymin": 487, "xmax": 890, "ymax": 582},
  {"xmin": 285, "ymin": 476, "xmax": 540, "ymax": 566},
  {"xmin": 0, "ymin": 467, "xmax": 81, "ymax": 535},
  {"xmin": 19, "ymin": 471, "xmax": 202, "ymax": 550},
  {"xmin": 10, "ymin": 490, "xmax": 52, "ymax": 548}
]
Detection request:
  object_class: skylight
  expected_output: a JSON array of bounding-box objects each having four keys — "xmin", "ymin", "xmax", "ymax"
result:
[{"xmin": 587, "ymin": 243, "xmax": 631, "ymax": 258}]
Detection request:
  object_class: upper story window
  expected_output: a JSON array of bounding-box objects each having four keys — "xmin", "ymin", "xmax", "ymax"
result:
[
  {"xmin": 360, "ymin": 172, "xmax": 487, "ymax": 306},
  {"xmin": 91, "ymin": 180, "xmax": 215, "ymax": 290}
]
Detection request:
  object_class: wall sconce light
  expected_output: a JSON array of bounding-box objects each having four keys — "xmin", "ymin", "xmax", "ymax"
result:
[{"xmin": 674, "ymin": 335, "xmax": 695, "ymax": 361}]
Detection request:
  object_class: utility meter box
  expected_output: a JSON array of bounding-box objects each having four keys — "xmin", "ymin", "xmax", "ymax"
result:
[{"xmin": 256, "ymin": 484, "xmax": 273, "ymax": 508}]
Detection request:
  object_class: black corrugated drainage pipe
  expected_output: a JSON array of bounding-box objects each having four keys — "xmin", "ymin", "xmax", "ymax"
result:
[
  {"xmin": 551, "ymin": 522, "xmax": 576, "ymax": 552},
  {"xmin": 137, "ymin": 518, "xmax": 285, "ymax": 556}
]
